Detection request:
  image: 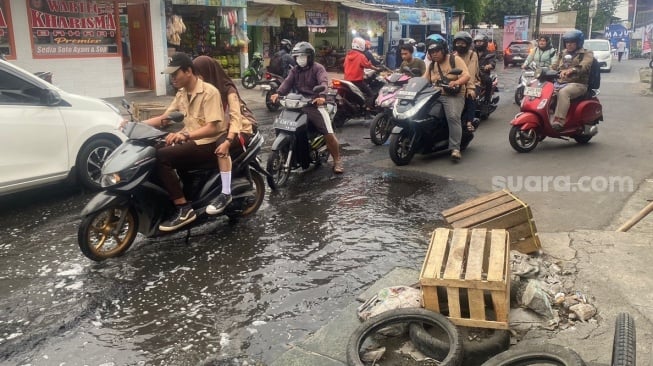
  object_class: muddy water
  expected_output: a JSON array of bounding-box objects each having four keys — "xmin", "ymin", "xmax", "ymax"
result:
[{"xmin": 0, "ymin": 171, "xmax": 474, "ymax": 365}]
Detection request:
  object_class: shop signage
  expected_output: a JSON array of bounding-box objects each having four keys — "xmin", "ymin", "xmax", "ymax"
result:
[
  {"xmin": 296, "ymin": 2, "xmax": 337, "ymax": 27},
  {"xmin": 398, "ymin": 9, "xmax": 443, "ymax": 26},
  {"xmin": 28, "ymin": 0, "xmax": 120, "ymax": 57},
  {"xmin": 0, "ymin": 0, "xmax": 15, "ymax": 58},
  {"xmin": 502, "ymin": 15, "xmax": 529, "ymax": 52},
  {"xmin": 348, "ymin": 8, "xmax": 386, "ymax": 36},
  {"xmin": 305, "ymin": 11, "xmax": 328, "ymax": 26},
  {"xmin": 248, "ymin": 5, "xmax": 280, "ymax": 27}
]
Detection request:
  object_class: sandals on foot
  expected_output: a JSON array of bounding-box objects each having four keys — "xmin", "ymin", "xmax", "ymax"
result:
[
  {"xmin": 551, "ymin": 122, "xmax": 564, "ymax": 132},
  {"xmin": 333, "ymin": 159, "xmax": 344, "ymax": 174},
  {"xmin": 466, "ymin": 122, "xmax": 475, "ymax": 132}
]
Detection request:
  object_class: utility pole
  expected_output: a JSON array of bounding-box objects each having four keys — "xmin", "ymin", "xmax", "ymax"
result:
[
  {"xmin": 535, "ymin": 0, "xmax": 542, "ymax": 38},
  {"xmin": 588, "ymin": 0, "xmax": 597, "ymax": 39}
]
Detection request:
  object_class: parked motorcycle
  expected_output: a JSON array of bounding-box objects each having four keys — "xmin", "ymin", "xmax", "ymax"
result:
[
  {"xmin": 266, "ymin": 86, "xmax": 337, "ymax": 186},
  {"xmin": 509, "ymin": 66, "xmax": 603, "ymax": 153},
  {"xmin": 389, "ymin": 74, "xmax": 474, "ymax": 166},
  {"xmin": 331, "ymin": 68, "xmax": 386, "ymax": 128},
  {"xmin": 241, "ymin": 52, "xmax": 264, "ymax": 89},
  {"xmin": 514, "ymin": 62, "xmax": 537, "ymax": 105},
  {"xmin": 369, "ymin": 67, "xmax": 418, "ymax": 145},
  {"xmin": 258, "ymin": 71, "xmax": 284, "ymax": 112},
  {"xmin": 77, "ymin": 104, "xmax": 274, "ymax": 261}
]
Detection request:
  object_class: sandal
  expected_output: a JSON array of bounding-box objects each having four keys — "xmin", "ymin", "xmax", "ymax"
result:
[
  {"xmin": 551, "ymin": 122, "xmax": 564, "ymax": 132},
  {"xmin": 466, "ymin": 121, "xmax": 475, "ymax": 132},
  {"xmin": 333, "ymin": 159, "xmax": 344, "ymax": 174}
]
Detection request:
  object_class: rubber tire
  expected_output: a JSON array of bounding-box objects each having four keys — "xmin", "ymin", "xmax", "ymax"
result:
[
  {"xmin": 515, "ymin": 86, "xmax": 524, "ymax": 105},
  {"xmin": 333, "ymin": 110, "xmax": 347, "ymax": 128},
  {"xmin": 389, "ymin": 130, "xmax": 416, "ymax": 166},
  {"xmin": 228, "ymin": 170, "xmax": 265, "ymax": 219},
  {"xmin": 266, "ymin": 90, "xmax": 280, "ymax": 112},
  {"xmin": 369, "ymin": 112, "xmax": 392, "ymax": 145},
  {"xmin": 509, "ymin": 125, "xmax": 539, "ymax": 153},
  {"xmin": 76, "ymin": 137, "xmax": 118, "ymax": 191},
  {"xmin": 649, "ymin": 59, "xmax": 653, "ymax": 69},
  {"xmin": 611, "ymin": 312, "xmax": 636, "ymax": 366},
  {"xmin": 346, "ymin": 308, "xmax": 463, "ymax": 366},
  {"xmin": 573, "ymin": 135, "xmax": 593, "ymax": 144},
  {"xmin": 480, "ymin": 344, "xmax": 586, "ymax": 366},
  {"xmin": 78, "ymin": 205, "xmax": 138, "ymax": 262},
  {"xmin": 242, "ymin": 75, "xmax": 257, "ymax": 89},
  {"xmin": 266, "ymin": 149, "xmax": 291, "ymax": 187}
]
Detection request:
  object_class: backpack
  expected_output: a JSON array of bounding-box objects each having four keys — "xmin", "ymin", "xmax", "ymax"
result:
[
  {"xmin": 267, "ymin": 52, "xmax": 284, "ymax": 76},
  {"xmin": 579, "ymin": 52, "xmax": 600, "ymax": 90}
]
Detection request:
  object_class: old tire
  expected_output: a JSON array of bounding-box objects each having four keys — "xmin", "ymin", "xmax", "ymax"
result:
[
  {"xmin": 242, "ymin": 74, "xmax": 257, "ymax": 89},
  {"xmin": 346, "ymin": 308, "xmax": 463, "ymax": 366},
  {"xmin": 78, "ymin": 205, "xmax": 138, "ymax": 262},
  {"xmin": 369, "ymin": 112, "xmax": 392, "ymax": 145},
  {"xmin": 509, "ymin": 125, "xmax": 539, "ymax": 153},
  {"xmin": 389, "ymin": 130, "xmax": 416, "ymax": 166},
  {"xmin": 611, "ymin": 313, "xmax": 636, "ymax": 366},
  {"xmin": 266, "ymin": 149, "xmax": 290, "ymax": 187},
  {"xmin": 76, "ymin": 137, "xmax": 119, "ymax": 191},
  {"xmin": 481, "ymin": 344, "xmax": 586, "ymax": 366}
]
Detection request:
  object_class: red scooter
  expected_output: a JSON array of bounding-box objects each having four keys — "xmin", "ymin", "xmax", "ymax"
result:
[{"xmin": 509, "ymin": 67, "xmax": 603, "ymax": 153}]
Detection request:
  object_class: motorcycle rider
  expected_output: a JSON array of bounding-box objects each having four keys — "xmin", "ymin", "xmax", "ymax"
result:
[
  {"xmin": 523, "ymin": 35, "xmax": 558, "ymax": 68},
  {"xmin": 364, "ymin": 40, "xmax": 382, "ymax": 67},
  {"xmin": 273, "ymin": 39, "xmax": 296, "ymax": 78},
  {"xmin": 414, "ymin": 42, "xmax": 426, "ymax": 60},
  {"xmin": 270, "ymin": 42, "xmax": 344, "ymax": 174},
  {"xmin": 424, "ymin": 33, "xmax": 446, "ymax": 71},
  {"xmin": 193, "ymin": 55, "xmax": 255, "ymax": 215},
  {"xmin": 398, "ymin": 43, "xmax": 426, "ymax": 76},
  {"xmin": 145, "ymin": 53, "xmax": 225, "ymax": 231},
  {"xmin": 453, "ymin": 31, "xmax": 479, "ymax": 133},
  {"xmin": 344, "ymin": 37, "xmax": 383, "ymax": 111},
  {"xmin": 423, "ymin": 39, "xmax": 471, "ymax": 162},
  {"xmin": 550, "ymin": 29, "xmax": 594, "ymax": 131},
  {"xmin": 473, "ymin": 34, "xmax": 497, "ymax": 107}
]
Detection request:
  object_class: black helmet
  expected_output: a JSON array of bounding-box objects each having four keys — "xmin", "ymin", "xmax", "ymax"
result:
[
  {"xmin": 427, "ymin": 38, "xmax": 448, "ymax": 56},
  {"xmin": 473, "ymin": 34, "xmax": 488, "ymax": 52},
  {"xmin": 562, "ymin": 29, "xmax": 584, "ymax": 48},
  {"xmin": 291, "ymin": 41, "xmax": 316, "ymax": 65},
  {"xmin": 453, "ymin": 31, "xmax": 473, "ymax": 53},
  {"xmin": 416, "ymin": 42, "xmax": 425, "ymax": 52},
  {"xmin": 280, "ymin": 39, "xmax": 292, "ymax": 52}
]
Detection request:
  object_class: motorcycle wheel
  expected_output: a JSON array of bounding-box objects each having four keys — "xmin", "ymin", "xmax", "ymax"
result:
[
  {"xmin": 266, "ymin": 149, "xmax": 291, "ymax": 187},
  {"xmin": 515, "ymin": 85, "xmax": 525, "ymax": 105},
  {"xmin": 332, "ymin": 110, "xmax": 347, "ymax": 128},
  {"xmin": 389, "ymin": 130, "xmax": 416, "ymax": 166},
  {"xmin": 573, "ymin": 135, "xmax": 593, "ymax": 144},
  {"xmin": 266, "ymin": 90, "xmax": 280, "ymax": 112},
  {"xmin": 242, "ymin": 75, "xmax": 257, "ymax": 89},
  {"xmin": 228, "ymin": 170, "xmax": 265, "ymax": 219},
  {"xmin": 78, "ymin": 205, "xmax": 138, "ymax": 262},
  {"xmin": 509, "ymin": 125, "xmax": 539, "ymax": 153},
  {"xmin": 369, "ymin": 112, "xmax": 393, "ymax": 145}
]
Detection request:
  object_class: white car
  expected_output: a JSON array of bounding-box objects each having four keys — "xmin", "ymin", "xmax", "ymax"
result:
[
  {"xmin": 583, "ymin": 39, "xmax": 612, "ymax": 72},
  {"xmin": 0, "ymin": 58, "xmax": 125, "ymax": 196}
]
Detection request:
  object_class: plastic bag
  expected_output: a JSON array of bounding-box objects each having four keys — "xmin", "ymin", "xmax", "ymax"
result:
[{"xmin": 357, "ymin": 286, "xmax": 422, "ymax": 321}]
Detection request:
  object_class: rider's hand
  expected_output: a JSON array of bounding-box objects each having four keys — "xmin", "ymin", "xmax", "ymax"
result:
[
  {"xmin": 484, "ymin": 65, "xmax": 493, "ymax": 71},
  {"xmin": 521, "ymin": 65, "xmax": 527, "ymax": 69},
  {"xmin": 560, "ymin": 69, "xmax": 573, "ymax": 78},
  {"xmin": 165, "ymin": 132, "xmax": 187, "ymax": 145},
  {"xmin": 215, "ymin": 139, "xmax": 230, "ymax": 158},
  {"xmin": 270, "ymin": 93, "xmax": 279, "ymax": 103},
  {"xmin": 118, "ymin": 119, "xmax": 128, "ymax": 131},
  {"xmin": 467, "ymin": 89, "xmax": 476, "ymax": 99},
  {"xmin": 313, "ymin": 97, "xmax": 326, "ymax": 106}
]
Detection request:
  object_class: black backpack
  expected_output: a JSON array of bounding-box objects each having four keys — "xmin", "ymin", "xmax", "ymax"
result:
[
  {"xmin": 580, "ymin": 53, "xmax": 601, "ymax": 90},
  {"xmin": 267, "ymin": 52, "xmax": 284, "ymax": 76}
]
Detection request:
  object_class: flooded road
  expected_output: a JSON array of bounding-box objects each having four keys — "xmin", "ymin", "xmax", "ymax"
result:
[{"xmin": 0, "ymin": 155, "xmax": 476, "ymax": 365}]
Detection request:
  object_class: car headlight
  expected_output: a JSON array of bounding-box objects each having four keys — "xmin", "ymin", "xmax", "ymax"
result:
[{"xmin": 101, "ymin": 166, "xmax": 139, "ymax": 187}]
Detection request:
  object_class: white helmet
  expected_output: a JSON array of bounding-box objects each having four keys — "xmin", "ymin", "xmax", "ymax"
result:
[{"xmin": 352, "ymin": 37, "xmax": 366, "ymax": 51}]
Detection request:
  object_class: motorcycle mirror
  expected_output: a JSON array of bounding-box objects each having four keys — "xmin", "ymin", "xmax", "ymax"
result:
[
  {"xmin": 448, "ymin": 68, "xmax": 463, "ymax": 76},
  {"xmin": 313, "ymin": 85, "xmax": 326, "ymax": 93},
  {"xmin": 121, "ymin": 99, "xmax": 130, "ymax": 110},
  {"xmin": 167, "ymin": 111, "xmax": 185, "ymax": 123}
]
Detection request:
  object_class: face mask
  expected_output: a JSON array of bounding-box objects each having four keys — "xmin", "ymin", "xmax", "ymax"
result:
[{"xmin": 296, "ymin": 55, "xmax": 308, "ymax": 67}]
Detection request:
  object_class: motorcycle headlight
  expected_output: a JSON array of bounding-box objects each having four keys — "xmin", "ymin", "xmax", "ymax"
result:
[{"xmin": 101, "ymin": 166, "xmax": 139, "ymax": 187}]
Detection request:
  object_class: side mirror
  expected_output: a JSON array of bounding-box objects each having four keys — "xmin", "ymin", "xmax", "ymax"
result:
[
  {"xmin": 43, "ymin": 89, "xmax": 62, "ymax": 106},
  {"xmin": 313, "ymin": 85, "xmax": 326, "ymax": 93},
  {"xmin": 121, "ymin": 99, "xmax": 130, "ymax": 110},
  {"xmin": 448, "ymin": 68, "xmax": 463, "ymax": 76},
  {"xmin": 167, "ymin": 111, "xmax": 185, "ymax": 123}
]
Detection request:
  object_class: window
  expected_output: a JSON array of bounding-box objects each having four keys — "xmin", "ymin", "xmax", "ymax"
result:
[{"xmin": 0, "ymin": 69, "xmax": 43, "ymax": 104}]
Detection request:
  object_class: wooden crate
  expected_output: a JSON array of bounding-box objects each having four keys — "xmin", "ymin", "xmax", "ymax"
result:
[
  {"xmin": 420, "ymin": 228, "xmax": 510, "ymax": 330},
  {"xmin": 132, "ymin": 102, "xmax": 168, "ymax": 122},
  {"xmin": 442, "ymin": 189, "xmax": 541, "ymax": 254}
]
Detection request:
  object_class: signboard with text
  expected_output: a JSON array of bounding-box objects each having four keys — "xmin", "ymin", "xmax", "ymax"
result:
[
  {"xmin": 503, "ymin": 15, "xmax": 529, "ymax": 51},
  {"xmin": 0, "ymin": 0, "xmax": 15, "ymax": 58},
  {"xmin": 398, "ymin": 9, "xmax": 443, "ymax": 26},
  {"xmin": 28, "ymin": 0, "xmax": 120, "ymax": 58}
]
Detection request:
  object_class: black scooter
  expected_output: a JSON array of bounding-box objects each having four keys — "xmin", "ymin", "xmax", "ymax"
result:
[
  {"xmin": 389, "ymin": 73, "xmax": 474, "ymax": 166},
  {"xmin": 258, "ymin": 72, "xmax": 285, "ymax": 112},
  {"xmin": 77, "ymin": 105, "xmax": 274, "ymax": 261}
]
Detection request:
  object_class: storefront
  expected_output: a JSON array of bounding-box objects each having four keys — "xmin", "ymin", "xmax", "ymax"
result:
[
  {"xmin": 0, "ymin": 0, "xmax": 17, "ymax": 59},
  {"xmin": 344, "ymin": 1, "xmax": 387, "ymax": 53},
  {"xmin": 246, "ymin": 0, "xmax": 300, "ymax": 62}
]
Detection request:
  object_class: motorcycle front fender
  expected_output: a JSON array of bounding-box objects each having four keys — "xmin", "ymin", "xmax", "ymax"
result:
[
  {"xmin": 242, "ymin": 69, "xmax": 254, "ymax": 77},
  {"xmin": 81, "ymin": 191, "xmax": 130, "ymax": 217},
  {"xmin": 511, "ymin": 112, "xmax": 541, "ymax": 130},
  {"xmin": 271, "ymin": 132, "xmax": 293, "ymax": 152},
  {"xmin": 390, "ymin": 125, "xmax": 404, "ymax": 135}
]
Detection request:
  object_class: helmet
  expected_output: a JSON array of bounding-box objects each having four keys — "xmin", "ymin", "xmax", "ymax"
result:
[
  {"xmin": 562, "ymin": 29, "xmax": 584, "ymax": 48},
  {"xmin": 280, "ymin": 39, "xmax": 292, "ymax": 52},
  {"xmin": 405, "ymin": 38, "xmax": 416, "ymax": 46},
  {"xmin": 426, "ymin": 33, "xmax": 445, "ymax": 48},
  {"xmin": 473, "ymin": 34, "xmax": 488, "ymax": 51},
  {"xmin": 453, "ymin": 31, "xmax": 473, "ymax": 53},
  {"xmin": 352, "ymin": 37, "xmax": 366, "ymax": 51},
  {"xmin": 291, "ymin": 41, "xmax": 316, "ymax": 65},
  {"xmin": 416, "ymin": 42, "xmax": 425, "ymax": 52},
  {"xmin": 427, "ymin": 38, "xmax": 448, "ymax": 56},
  {"xmin": 365, "ymin": 40, "xmax": 371, "ymax": 49}
]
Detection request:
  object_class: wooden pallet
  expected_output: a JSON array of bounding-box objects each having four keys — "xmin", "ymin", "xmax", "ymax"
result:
[
  {"xmin": 420, "ymin": 228, "xmax": 510, "ymax": 330},
  {"xmin": 442, "ymin": 189, "xmax": 541, "ymax": 254},
  {"xmin": 132, "ymin": 102, "xmax": 168, "ymax": 122}
]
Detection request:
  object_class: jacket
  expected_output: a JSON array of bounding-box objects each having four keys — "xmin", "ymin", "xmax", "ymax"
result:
[
  {"xmin": 344, "ymin": 50, "xmax": 373, "ymax": 82},
  {"xmin": 552, "ymin": 48, "xmax": 594, "ymax": 85},
  {"xmin": 524, "ymin": 47, "xmax": 558, "ymax": 67},
  {"xmin": 277, "ymin": 62, "xmax": 329, "ymax": 98}
]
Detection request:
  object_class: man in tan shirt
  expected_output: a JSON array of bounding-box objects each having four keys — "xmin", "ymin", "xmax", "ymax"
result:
[{"xmin": 142, "ymin": 53, "xmax": 226, "ymax": 231}]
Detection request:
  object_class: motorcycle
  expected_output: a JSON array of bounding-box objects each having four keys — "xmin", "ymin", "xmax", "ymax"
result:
[
  {"xmin": 258, "ymin": 71, "xmax": 285, "ymax": 112},
  {"xmin": 241, "ymin": 52, "xmax": 264, "ymax": 89},
  {"xmin": 514, "ymin": 62, "xmax": 537, "ymax": 105},
  {"xmin": 77, "ymin": 103, "xmax": 274, "ymax": 261},
  {"xmin": 389, "ymin": 73, "xmax": 474, "ymax": 166},
  {"xmin": 331, "ymin": 68, "xmax": 386, "ymax": 128},
  {"xmin": 266, "ymin": 86, "xmax": 337, "ymax": 186},
  {"xmin": 369, "ymin": 67, "xmax": 418, "ymax": 145},
  {"xmin": 475, "ymin": 54, "xmax": 500, "ymax": 120},
  {"xmin": 509, "ymin": 65, "xmax": 603, "ymax": 153}
]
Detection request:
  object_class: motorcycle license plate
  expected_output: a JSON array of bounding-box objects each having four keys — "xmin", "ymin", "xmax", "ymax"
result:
[
  {"xmin": 396, "ymin": 90, "xmax": 417, "ymax": 100},
  {"xmin": 524, "ymin": 86, "xmax": 542, "ymax": 97},
  {"xmin": 273, "ymin": 118, "xmax": 299, "ymax": 131}
]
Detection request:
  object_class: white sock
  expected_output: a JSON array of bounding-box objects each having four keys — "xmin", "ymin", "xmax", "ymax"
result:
[{"xmin": 221, "ymin": 171, "xmax": 232, "ymax": 195}]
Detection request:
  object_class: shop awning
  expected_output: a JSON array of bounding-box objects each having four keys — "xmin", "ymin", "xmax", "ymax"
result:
[
  {"xmin": 248, "ymin": 0, "xmax": 299, "ymax": 5},
  {"xmin": 327, "ymin": 0, "xmax": 388, "ymax": 14}
]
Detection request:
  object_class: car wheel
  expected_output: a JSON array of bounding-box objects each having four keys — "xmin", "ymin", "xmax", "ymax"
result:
[{"xmin": 76, "ymin": 137, "xmax": 119, "ymax": 191}]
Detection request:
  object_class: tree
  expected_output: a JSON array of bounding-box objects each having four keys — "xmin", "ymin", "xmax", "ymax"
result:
[
  {"xmin": 553, "ymin": 0, "xmax": 622, "ymax": 34},
  {"xmin": 484, "ymin": 0, "xmax": 535, "ymax": 27}
]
